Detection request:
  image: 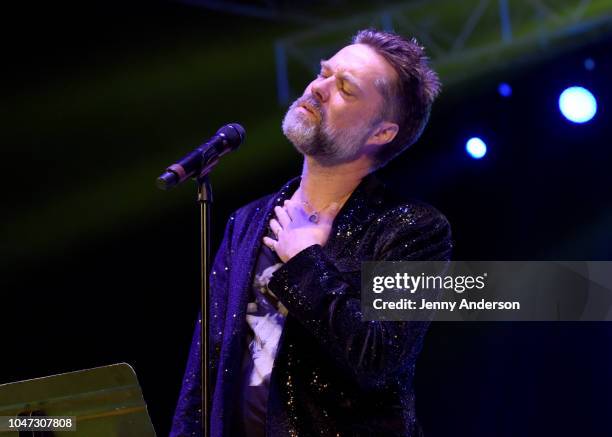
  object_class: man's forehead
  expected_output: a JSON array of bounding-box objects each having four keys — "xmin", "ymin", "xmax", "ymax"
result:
[{"xmin": 323, "ymin": 44, "xmax": 396, "ymax": 83}]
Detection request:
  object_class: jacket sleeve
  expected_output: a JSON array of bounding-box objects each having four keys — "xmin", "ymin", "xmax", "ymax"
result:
[
  {"xmin": 170, "ymin": 213, "xmax": 235, "ymax": 437},
  {"xmin": 267, "ymin": 204, "xmax": 452, "ymax": 391}
]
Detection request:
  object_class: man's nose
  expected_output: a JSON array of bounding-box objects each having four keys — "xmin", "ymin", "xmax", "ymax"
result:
[{"xmin": 311, "ymin": 77, "xmax": 330, "ymax": 103}]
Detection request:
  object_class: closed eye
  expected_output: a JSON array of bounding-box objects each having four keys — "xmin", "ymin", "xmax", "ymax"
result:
[
  {"xmin": 338, "ymin": 81, "xmax": 353, "ymax": 96},
  {"xmin": 317, "ymin": 70, "xmax": 354, "ymax": 97}
]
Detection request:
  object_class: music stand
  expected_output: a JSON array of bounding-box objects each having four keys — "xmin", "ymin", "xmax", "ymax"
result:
[{"xmin": 0, "ymin": 363, "xmax": 156, "ymax": 436}]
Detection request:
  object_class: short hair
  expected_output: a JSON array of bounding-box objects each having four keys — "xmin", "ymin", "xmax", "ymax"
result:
[{"xmin": 352, "ymin": 29, "xmax": 441, "ymax": 168}]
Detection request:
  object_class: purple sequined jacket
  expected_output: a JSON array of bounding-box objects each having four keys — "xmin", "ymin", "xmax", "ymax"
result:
[{"xmin": 170, "ymin": 172, "xmax": 452, "ymax": 437}]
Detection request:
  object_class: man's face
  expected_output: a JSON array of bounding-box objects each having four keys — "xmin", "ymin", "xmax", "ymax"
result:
[{"xmin": 282, "ymin": 43, "xmax": 397, "ymax": 166}]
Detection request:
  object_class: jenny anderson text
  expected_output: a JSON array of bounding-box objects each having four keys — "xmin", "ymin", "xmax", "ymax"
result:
[{"xmin": 372, "ymin": 298, "xmax": 520, "ymax": 311}]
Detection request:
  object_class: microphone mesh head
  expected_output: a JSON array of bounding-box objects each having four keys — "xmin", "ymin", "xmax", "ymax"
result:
[{"xmin": 217, "ymin": 123, "xmax": 246, "ymax": 149}]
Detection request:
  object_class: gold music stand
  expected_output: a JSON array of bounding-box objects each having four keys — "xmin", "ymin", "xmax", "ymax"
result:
[{"xmin": 0, "ymin": 363, "xmax": 156, "ymax": 436}]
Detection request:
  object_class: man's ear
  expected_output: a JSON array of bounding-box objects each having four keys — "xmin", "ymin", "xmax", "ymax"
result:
[{"xmin": 367, "ymin": 121, "xmax": 399, "ymax": 147}]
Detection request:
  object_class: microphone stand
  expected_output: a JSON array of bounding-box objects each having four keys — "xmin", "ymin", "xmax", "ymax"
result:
[
  {"xmin": 197, "ymin": 175, "xmax": 212, "ymax": 437},
  {"xmin": 157, "ymin": 123, "xmax": 244, "ymax": 437}
]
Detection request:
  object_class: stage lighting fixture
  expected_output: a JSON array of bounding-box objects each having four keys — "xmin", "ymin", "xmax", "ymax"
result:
[
  {"xmin": 559, "ymin": 86, "xmax": 597, "ymax": 123},
  {"xmin": 466, "ymin": 137, "xmax": 487, "ymax": 159},
  {"xmin": 498, "ymin": 83, "xmax": 512, "ymax": 97},
  {"xmin": 584, "ymin": 58, "xmax": 595, "ymax": 71}
]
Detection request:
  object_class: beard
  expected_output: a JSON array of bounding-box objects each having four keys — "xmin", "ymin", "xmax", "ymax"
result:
[{"xmin": 282, "ymin": 94, "xmax": 373, "ymax": 166}]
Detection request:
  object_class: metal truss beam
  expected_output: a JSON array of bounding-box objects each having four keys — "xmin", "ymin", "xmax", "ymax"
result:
[{"xmin": 274, "ymin": 0, "xmax": 612, "ymax": 104}]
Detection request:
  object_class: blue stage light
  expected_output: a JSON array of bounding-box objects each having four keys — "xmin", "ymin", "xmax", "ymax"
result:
[
  {"xmin": 559, "ymin": 86, "xmax": 597, "ymax": 123},
  {"xmin": 584, "ymin": 58, "xmax": 595, "ymax": 71},
  {"xmin": 498, "ymin": 82, "xmax": 512, "ymax": 97},
  {"xmin": 466, "ymin": 137, "xmax": 487, "ymax": 159}
]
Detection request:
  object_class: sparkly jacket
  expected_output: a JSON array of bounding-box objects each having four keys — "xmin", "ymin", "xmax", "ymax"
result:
[{"xmin": 170, "ymin": 172, "xmax": 452, "ymax": 437}]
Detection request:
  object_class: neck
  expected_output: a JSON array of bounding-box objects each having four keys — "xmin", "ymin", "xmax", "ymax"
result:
[{"xmin": 295, "ymin": 156, "xmax": 372, "ymax": 211}]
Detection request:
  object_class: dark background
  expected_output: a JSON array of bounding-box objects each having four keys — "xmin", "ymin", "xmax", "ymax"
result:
[{"xmin": 2, "ymin": 1, "xmax": 611, "ymax": 436}]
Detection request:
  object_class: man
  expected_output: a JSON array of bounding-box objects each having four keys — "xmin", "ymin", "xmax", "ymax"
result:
[{"xmin": 171, "ymin": 29, "xmax": 452, "ymax": 437}]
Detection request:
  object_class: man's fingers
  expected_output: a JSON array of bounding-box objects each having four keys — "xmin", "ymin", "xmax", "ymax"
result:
[
  {"xmin": 275, "ymin": 205, "xmax": 292, "ymax": 227},
  {"xmin": 269, "ymin": 218, "xmax": 282, "ymax": 237},
  {"xmin": 262, "ymin": 236, "xmax": 277, "ymax": 251},
  {"xmin": 320, "ymin": 202, "xmax": 340, "ymax": 223},
  {"xmin": 284, "ymin": 199, "xmax": 306, "ymax": 220}
]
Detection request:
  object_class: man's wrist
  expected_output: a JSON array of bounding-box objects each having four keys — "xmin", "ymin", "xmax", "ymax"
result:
[
  {"xmin": 285, "ymin": 242, "xmax": 321, "ymax": 262},
  {"xmin": 268, "ymin": 244, "xmax": 328, "ymax": 309}
]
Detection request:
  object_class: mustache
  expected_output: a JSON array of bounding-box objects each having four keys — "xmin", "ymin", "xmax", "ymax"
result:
[{"xmin": 295, "ymin": 94, "xmax": 323, "ymax": 118}]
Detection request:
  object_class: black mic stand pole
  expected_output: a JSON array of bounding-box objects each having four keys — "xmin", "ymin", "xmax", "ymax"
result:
[{"xmin": 197, "ymin": 174, "xmax": 212, "ymax": 437}]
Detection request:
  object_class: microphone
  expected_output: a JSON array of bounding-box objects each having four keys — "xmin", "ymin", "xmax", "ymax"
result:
[{"xmin": 156, "ymin": 123, "xmax": 246, "ymax": 190}]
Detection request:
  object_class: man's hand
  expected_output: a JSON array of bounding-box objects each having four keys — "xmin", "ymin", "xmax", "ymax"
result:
[{"xmin": 263, "ymin": 199, "xmax": 340, "ymax": 263}]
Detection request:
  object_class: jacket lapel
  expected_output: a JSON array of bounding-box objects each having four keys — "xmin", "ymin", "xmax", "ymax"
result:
[{"xmin": 214, "ymin": 177, "xmax": 300, "ymax": 431}]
